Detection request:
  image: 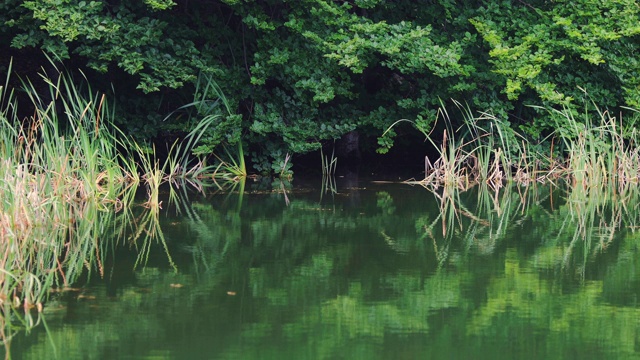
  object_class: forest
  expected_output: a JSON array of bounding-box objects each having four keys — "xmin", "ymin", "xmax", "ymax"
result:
[{"xmin": 1, "ymin": 0, "xmax": 639, "ymax": 174}]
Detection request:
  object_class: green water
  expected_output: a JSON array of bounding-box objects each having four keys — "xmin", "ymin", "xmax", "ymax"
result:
[{"xmin": 7, "ymin": 179, "xmax": 640, "ymax": 359}]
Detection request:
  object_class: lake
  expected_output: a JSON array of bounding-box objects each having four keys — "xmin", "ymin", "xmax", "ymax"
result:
[{"xmin": 5, "ymin": 177, "xmax": 640, "ymax": 359}]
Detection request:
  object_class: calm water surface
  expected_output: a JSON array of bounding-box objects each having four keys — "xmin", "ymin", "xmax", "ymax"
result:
[{"xmin": 7, "ymin": 178, "xmax": 640, "ymax": 359}]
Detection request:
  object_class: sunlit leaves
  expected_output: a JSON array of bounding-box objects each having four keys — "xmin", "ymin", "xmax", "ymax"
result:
[
  {"xmin": 143, "ymin": 0, "xmax": 176, "ymax": 11},
  {"xmin": 471, "ymin": 0, "xmax": 640, "ymax": 134}
]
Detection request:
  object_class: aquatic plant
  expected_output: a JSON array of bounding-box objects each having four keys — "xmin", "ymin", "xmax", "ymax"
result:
[
  {"xmin": 162, "ymin": 73, "xmax": 246, "ymax": 184},
  {"xmin": 392, "ymin": 98, "xmax": 640, "ymax": 190},
  {"xmin": 321, "ymin": 146, "xmax": 338, "ymax": 176},
  {"xmin": 0, "ymin": 61, "xmax": 134, "ymax": 314},
  {"xmin": 386, "ymin": 101, "xmax": 524, "ymax": 189},
  {"xmin": 535, "ymin": 99, "xmax": 640, "ymax": 192},
  {"xmin": 0, "ymin": 59, "xmax": 227, "ymax": 328},
  {"xmin": 211, "ymin": 142, "xmax": 247, "ymax": 182}
]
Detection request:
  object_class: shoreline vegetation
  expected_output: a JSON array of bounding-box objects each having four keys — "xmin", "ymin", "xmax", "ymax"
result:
[
  {"xmin": 0, "ymin": 62, "xmax": 639, "ymax": 349},
  {"xmin": 0, "ymin": 62, "xmax": 246, "ymax": 345},
  {"xmin": 390, "ymin": 99, "xmax": 640, "ymax": 192}
]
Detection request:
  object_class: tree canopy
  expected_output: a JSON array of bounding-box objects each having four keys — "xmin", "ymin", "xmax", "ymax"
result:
[{"xmin": 1, "ymin": 0, "xmax": 639, "ymax": 172}]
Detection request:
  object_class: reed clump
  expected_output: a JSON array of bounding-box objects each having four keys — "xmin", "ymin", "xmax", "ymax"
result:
[
  {"xmin": 547, "ymin": 105, "xmax": 640, "ymax": 193},
  {"xmin": 396, "ymin": 99, "xmax": 640, "ymax": 191},
  {"xmin": 160, "ymin": 73, "xmax": 247, "ymax": 191},
  {"xmin": 0, "ymin": 62, "xmax": 141, "ymax": 313},
  {"xmin": 0, "ymin": 60, "xmax": 243, "ymax": 317}
]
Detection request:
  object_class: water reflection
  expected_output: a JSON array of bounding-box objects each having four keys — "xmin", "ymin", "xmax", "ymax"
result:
[{"xmin": 7, "ymin": 181, "xmax": 640, "ymax": 359}]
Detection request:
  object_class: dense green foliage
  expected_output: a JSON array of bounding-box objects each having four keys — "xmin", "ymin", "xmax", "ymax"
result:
[{"xmin": 1, "ymin": 0, "xmax": 639, "ymax": 172}]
